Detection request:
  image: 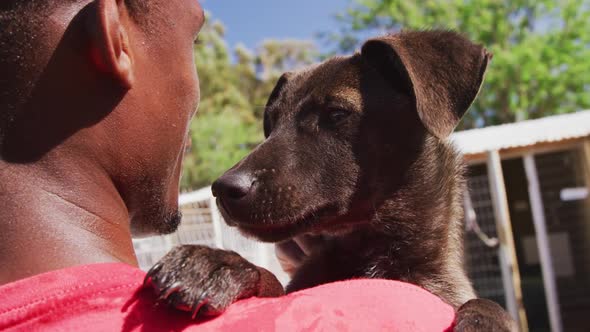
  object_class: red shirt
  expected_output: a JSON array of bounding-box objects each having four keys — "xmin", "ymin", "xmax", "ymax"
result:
[{"xmin": 0, "ymin": 263, "xmax": 455, "ymax": 331}]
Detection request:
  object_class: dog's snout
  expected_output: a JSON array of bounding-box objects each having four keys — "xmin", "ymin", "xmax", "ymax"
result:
[{"xmin": 212, "ymin": 172, "xmax": 255, "ymax": 200}]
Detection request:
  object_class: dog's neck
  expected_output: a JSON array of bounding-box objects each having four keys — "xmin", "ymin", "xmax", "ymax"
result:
[
  {"xmin": 367, "ymin": 135, "xmax": 473, "ymax": 304},
  {"xmin": 292, "ymin": 136, "xmax": 475, "ymax": 305},
  {"xmin": 374, "ymin": 136, "xmax": 465, "ymax": 252}
]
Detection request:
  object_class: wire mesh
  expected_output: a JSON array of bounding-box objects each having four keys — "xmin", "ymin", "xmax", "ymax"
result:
[
  {"xmin": 465, "ymin": 170, "xmax": 507, "ymax": 306},
  {"xmin": 535, "ymin": 148, "xmax": 590, "ymax": 330}
]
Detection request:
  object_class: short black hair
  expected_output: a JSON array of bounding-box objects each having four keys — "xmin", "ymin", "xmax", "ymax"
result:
[
  {"xmin": 0, "ymin": 0, "xmax": 151, "ymax": 146},
  {"xmin": 0, "ymin": 0, "xmax": 52, "ymax": 143}
]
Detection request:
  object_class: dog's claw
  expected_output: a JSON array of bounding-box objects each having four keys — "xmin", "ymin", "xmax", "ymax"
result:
[
  {"xmin": 191, "ymin": 292, "xmax": 209, "ymax": 319},
  {"xmin": 143, "ymin": 262, "xmax": 163, "ymax": 286},
  {"xmin": 162, "ymin": 282, "xmax": 183, "ymax": 300},
  {"xmin": 144, "ymin": 245, "xmax": 270, "ymax": 319}
]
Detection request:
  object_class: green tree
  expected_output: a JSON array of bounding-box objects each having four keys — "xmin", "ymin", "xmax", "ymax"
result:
[
  {"xmin": 181, "ymin": 14, "xmax": 317, "ymax": 190},
  {"xmin": 180, "ymin": 16, "xmax": 256, "ymax": 190},
  {"xmin": 332, "ymin": 0, "xmax": 590, "ymax": 128}
]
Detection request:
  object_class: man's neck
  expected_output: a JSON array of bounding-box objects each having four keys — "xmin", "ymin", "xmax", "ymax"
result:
[{"xmin": 0, "ymin": 161, "xmax": 138, "ymax": 286}]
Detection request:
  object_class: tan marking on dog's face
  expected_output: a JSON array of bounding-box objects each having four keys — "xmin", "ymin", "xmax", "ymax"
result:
[
  {"xmin": 278, "ymin": 56, "xmax": 367, "ymax": 116},
  {"xmin": 328, "ymin": 87, "xmax": 363, "ymax": 110}
]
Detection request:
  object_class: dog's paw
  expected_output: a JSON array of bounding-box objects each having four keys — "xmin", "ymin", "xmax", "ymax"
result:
[
  {"xmin": 454, "ymin": 299, "xmax": 518, "ymax": 332},
  {"xmin": 144, "ymin": 244, "xmax": 283, "ymax": 318}
]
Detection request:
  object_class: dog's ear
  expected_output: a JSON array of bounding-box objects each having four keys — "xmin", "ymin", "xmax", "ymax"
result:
[
  {"xmin": 264, "ymin": 72, "xmax": 292, "ymax": 137},
  {"xmin": 266, "ymin": 73, "xmax": 291, "ymax": 108},
  {"xmin": 361, "ymin": 31, "xmax": 492, "ymax": 139}
]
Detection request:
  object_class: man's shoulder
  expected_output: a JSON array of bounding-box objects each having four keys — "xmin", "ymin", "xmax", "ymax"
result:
[
  {"xmin": 0, "ymin": 263, "xmax": 456, "ymax": 331},
  {"xmin": 0, "ymin": 263, "xmax": 210, "ymax": 331},
  {"xmin": 0, "ymin": 263, "xmax": 155, "ymax": 331}
]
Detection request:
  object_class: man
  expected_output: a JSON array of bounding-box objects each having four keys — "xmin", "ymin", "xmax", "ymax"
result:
[
  {"xmin": 0, "ymin": 0, "xmax": 203, "ymax": 284},
  {"xmin": 0, "ymin": 1, "xmax": 456, "ymax": 331}
]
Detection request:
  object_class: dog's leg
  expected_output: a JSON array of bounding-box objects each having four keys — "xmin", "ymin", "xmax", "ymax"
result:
[
  {"xmin": 144, "ymin": 245, "xmax": 284, "ymax": 318},
  {"xmin": 455, "ymin": 298, "xmax": 519, "ymax": 332}
]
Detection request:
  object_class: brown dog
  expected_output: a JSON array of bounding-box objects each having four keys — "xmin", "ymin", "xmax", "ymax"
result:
[{"xmin": 146, "ymin": 30, "xmax": 517, "ymax": 330}]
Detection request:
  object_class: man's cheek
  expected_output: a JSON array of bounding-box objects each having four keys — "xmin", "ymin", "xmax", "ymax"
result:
[{"xmin": 179, "ymin": 60, "xmax": 200, "ymax": 119}]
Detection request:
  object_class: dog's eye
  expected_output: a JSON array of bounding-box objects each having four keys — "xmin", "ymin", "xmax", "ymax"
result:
[{"xmin": 325, "ymin": 107, "xmax": 351, "ymax": 125}]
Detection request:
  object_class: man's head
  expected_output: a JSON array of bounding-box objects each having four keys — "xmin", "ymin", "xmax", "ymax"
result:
[{"xmin": 0, "ymin": 0, "xmax": 204, "ymax": 235}]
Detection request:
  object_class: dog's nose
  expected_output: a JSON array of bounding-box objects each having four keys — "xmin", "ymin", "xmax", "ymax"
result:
[{"xmin": 212, "ymin": 172, "xmax": 255, "ymax": 200}]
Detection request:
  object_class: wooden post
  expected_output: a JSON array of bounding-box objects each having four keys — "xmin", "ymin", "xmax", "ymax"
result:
[
  {"xmin": 583, "ymin": 139, "xmax": 590, "ymax": 180},
  {"xmin": 523, "ymin": 153, "xmax": 563, "ymax": 332},
  {"xmin": 256, "ymin": 243, "xmax": 270, "ymax": 268},
  {"xmin": 486, "ymin": 150, "xmax": 529, "ymax": 331}
]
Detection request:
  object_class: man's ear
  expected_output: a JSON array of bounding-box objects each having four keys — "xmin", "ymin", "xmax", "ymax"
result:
[
  {"xmin": 361, "ymin": 31, "xmax": 492, "ymax": 139},
  {"xmin": 88, "ymin": 0, "xmax": 134, "ymax": 88}
]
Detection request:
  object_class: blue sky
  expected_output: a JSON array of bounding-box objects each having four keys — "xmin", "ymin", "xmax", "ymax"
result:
[{"xmin": 200, "ymin": 0, "xmax": 352, "ymax": 51}]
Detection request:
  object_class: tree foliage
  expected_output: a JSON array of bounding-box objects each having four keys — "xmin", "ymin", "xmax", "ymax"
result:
[
  {"xmin": 181, "ymin": 15, "xmax": 317, "ymax": 190},
  {"xmin": 332, "ymin": 0, "xmax": 590, "ymax": 128},
  {"xmin": 182, "ymin": 3, "xmax": 590, "ymax": 189}
]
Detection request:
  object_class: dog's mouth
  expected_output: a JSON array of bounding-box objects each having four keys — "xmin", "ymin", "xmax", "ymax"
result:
[{"xmin": 216, "ymin": 199, "xmax": 356, "ymax": 242}]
